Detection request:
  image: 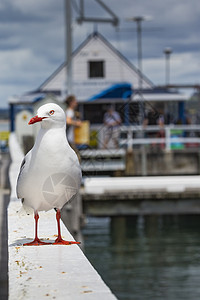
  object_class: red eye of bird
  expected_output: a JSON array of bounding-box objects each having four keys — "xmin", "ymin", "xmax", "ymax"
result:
[{"xmin": 49, "ymin": 110, "xmax": 55, "ymax": 115}]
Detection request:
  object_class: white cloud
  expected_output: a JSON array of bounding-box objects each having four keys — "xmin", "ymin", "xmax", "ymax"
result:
[
  {"xmin": 143, "ymin": 51, "xmax": 200, "ymax": 85},
  {"xmin": 0, "ymin": 47, "xmax": 57, "ymax": 106}
]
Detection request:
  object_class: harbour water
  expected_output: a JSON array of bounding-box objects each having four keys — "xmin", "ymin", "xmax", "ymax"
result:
[{"xmin": 82, "ymin": 215, "xmax": 200, "ymax": 300}]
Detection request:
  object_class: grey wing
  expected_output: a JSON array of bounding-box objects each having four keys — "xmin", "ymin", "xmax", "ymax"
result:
[
  {"xmin": 16, "ymin": 150, "xmax": 31, "ymax": 199},
  {"xmin": 16, "ymin": 157, "xmax": 26, "ymax": 199},
  {"xmin": 18, "ymin": 157, "xmax": 26, "ymax": 178}
]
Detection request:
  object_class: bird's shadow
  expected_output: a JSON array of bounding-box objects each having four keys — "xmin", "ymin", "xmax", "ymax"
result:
[{"xmin": 9, "ymin": 238, "xmax": 55, "ymax": 247}]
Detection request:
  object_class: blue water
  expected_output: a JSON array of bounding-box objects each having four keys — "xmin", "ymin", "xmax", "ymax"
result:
[{"xmin": 82, "ymin": 215, "xmax": 200, "ymax": 300}]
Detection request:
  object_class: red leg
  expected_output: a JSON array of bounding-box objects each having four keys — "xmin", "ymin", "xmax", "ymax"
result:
[
  {"xmin": 23, "ymin": 212, "xmax": 51, "ymax": 246},
  {"xmin": 53, "ymin": 209, "xmax": 80, "ymax": 245}
]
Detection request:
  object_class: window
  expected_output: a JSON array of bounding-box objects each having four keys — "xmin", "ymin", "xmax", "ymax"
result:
[{"xmin": 88, "ymin": 61, "xmax": 105, "ymax": 78}]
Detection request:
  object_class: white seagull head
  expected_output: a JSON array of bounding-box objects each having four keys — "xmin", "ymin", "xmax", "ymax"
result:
[{"xmin": 28, "ymin": 103, "xmax": 66, "ymax": 129}]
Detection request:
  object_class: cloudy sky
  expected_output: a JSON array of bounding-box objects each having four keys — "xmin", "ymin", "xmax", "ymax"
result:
[{"xmin": 0, "ymin": 0, "xmax": 200, "ymax": 107}]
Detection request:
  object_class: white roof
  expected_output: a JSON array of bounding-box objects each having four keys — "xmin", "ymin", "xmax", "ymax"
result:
[{"xmin": 132, "ymin": 92, "xmax": 189, "ymax": 102}]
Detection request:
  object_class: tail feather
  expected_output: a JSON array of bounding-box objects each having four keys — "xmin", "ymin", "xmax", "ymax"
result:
[{"xmin": 17, "ymin": 203, "xmax": 34, "ymax": 216}]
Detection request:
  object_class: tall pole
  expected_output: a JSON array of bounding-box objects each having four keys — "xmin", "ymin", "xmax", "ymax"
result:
[
  {"xmin": 126, "ymin": 16, "xmax": 149, "ymax": 124},
  {"xmin": 136, "ymin": 18, "xmax": 143, "ymax": 92},
  {"xmin": 164, "ymin": 47, "xmax": 172, "ymax": 86},
  {"xmin": 65, "ymin": 0, "xmax": 119, "ymax": 98},
  {"xmin": 135, "ymin": 18, "xmax": 146, "ymax": 175},
  {"xmin": 65, "ymin": 0, "xmax": 73, "ymax": 96},
  {"xmin": 126, "ymin": 16, "xmax": 151, "ymax": 176}
]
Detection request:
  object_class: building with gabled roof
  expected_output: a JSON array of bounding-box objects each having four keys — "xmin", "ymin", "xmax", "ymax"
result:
[
  {"xmin": 9, "ymin": 31, "xmax": 188, "ymax": 130},
  {"xmin": 38, "ymin": 31, "xmax": 153, "ymax": 100}
]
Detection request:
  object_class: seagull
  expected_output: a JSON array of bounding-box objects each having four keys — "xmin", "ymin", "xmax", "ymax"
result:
[{"xmin": 17, "ymin": 103, "xmax": 82, "ymax": 246}]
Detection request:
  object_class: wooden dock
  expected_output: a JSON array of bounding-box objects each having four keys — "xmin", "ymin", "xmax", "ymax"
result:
[{"xmin": 82, "ymin": 176, "xmax": 200, "ymax": 216}]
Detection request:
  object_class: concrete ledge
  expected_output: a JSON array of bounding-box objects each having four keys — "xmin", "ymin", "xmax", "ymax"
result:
[
  {"xmin": 8, "ymin": 202, "xmax": 116, "ymax": 299},
  {"xmin": 8, "ymin": 133, "xmax": 117, "ymax": 300}
]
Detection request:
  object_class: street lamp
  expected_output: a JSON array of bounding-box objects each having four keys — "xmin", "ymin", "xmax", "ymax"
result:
[
  {"xmin": 164, "ymin": 47, "xmax": 172, "ymax": 86},
  {"xmin": 126, "ymin": 16, "xmax": 152, "ymax": 123}
]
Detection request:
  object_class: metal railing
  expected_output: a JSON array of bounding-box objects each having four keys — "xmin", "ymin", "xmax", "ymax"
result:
[
  {"xmin": 90, "ymin": 124, "xmax": 200, "ymax": 151},
  {"xmin": 119, "ymin": 125, "xmax": 200, "ymax": 151}
]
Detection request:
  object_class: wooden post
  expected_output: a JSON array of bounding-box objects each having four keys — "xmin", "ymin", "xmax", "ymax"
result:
[
  {"xmin": 141, "ymin": 145, "xmax": 147, "ymax": 176},
  {"xmin": 164, "ymin": 150, "xmax": 173, "ymax": 174},
  {"xmin": 125, "ymin": 148, "xmax": 135, "ymax": 175},
  {"xmin": 61, "ymin": 192, "xmax": 83, "ymax": 236},
  {"xmin": 111, "ymin": 216, "xmax": 126, "ymax": 246}
]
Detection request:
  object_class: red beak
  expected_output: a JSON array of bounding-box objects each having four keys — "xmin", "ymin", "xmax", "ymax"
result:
[{"xmin": 28, "ymin": 115, "xmax": 46, "ymax": 125}]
